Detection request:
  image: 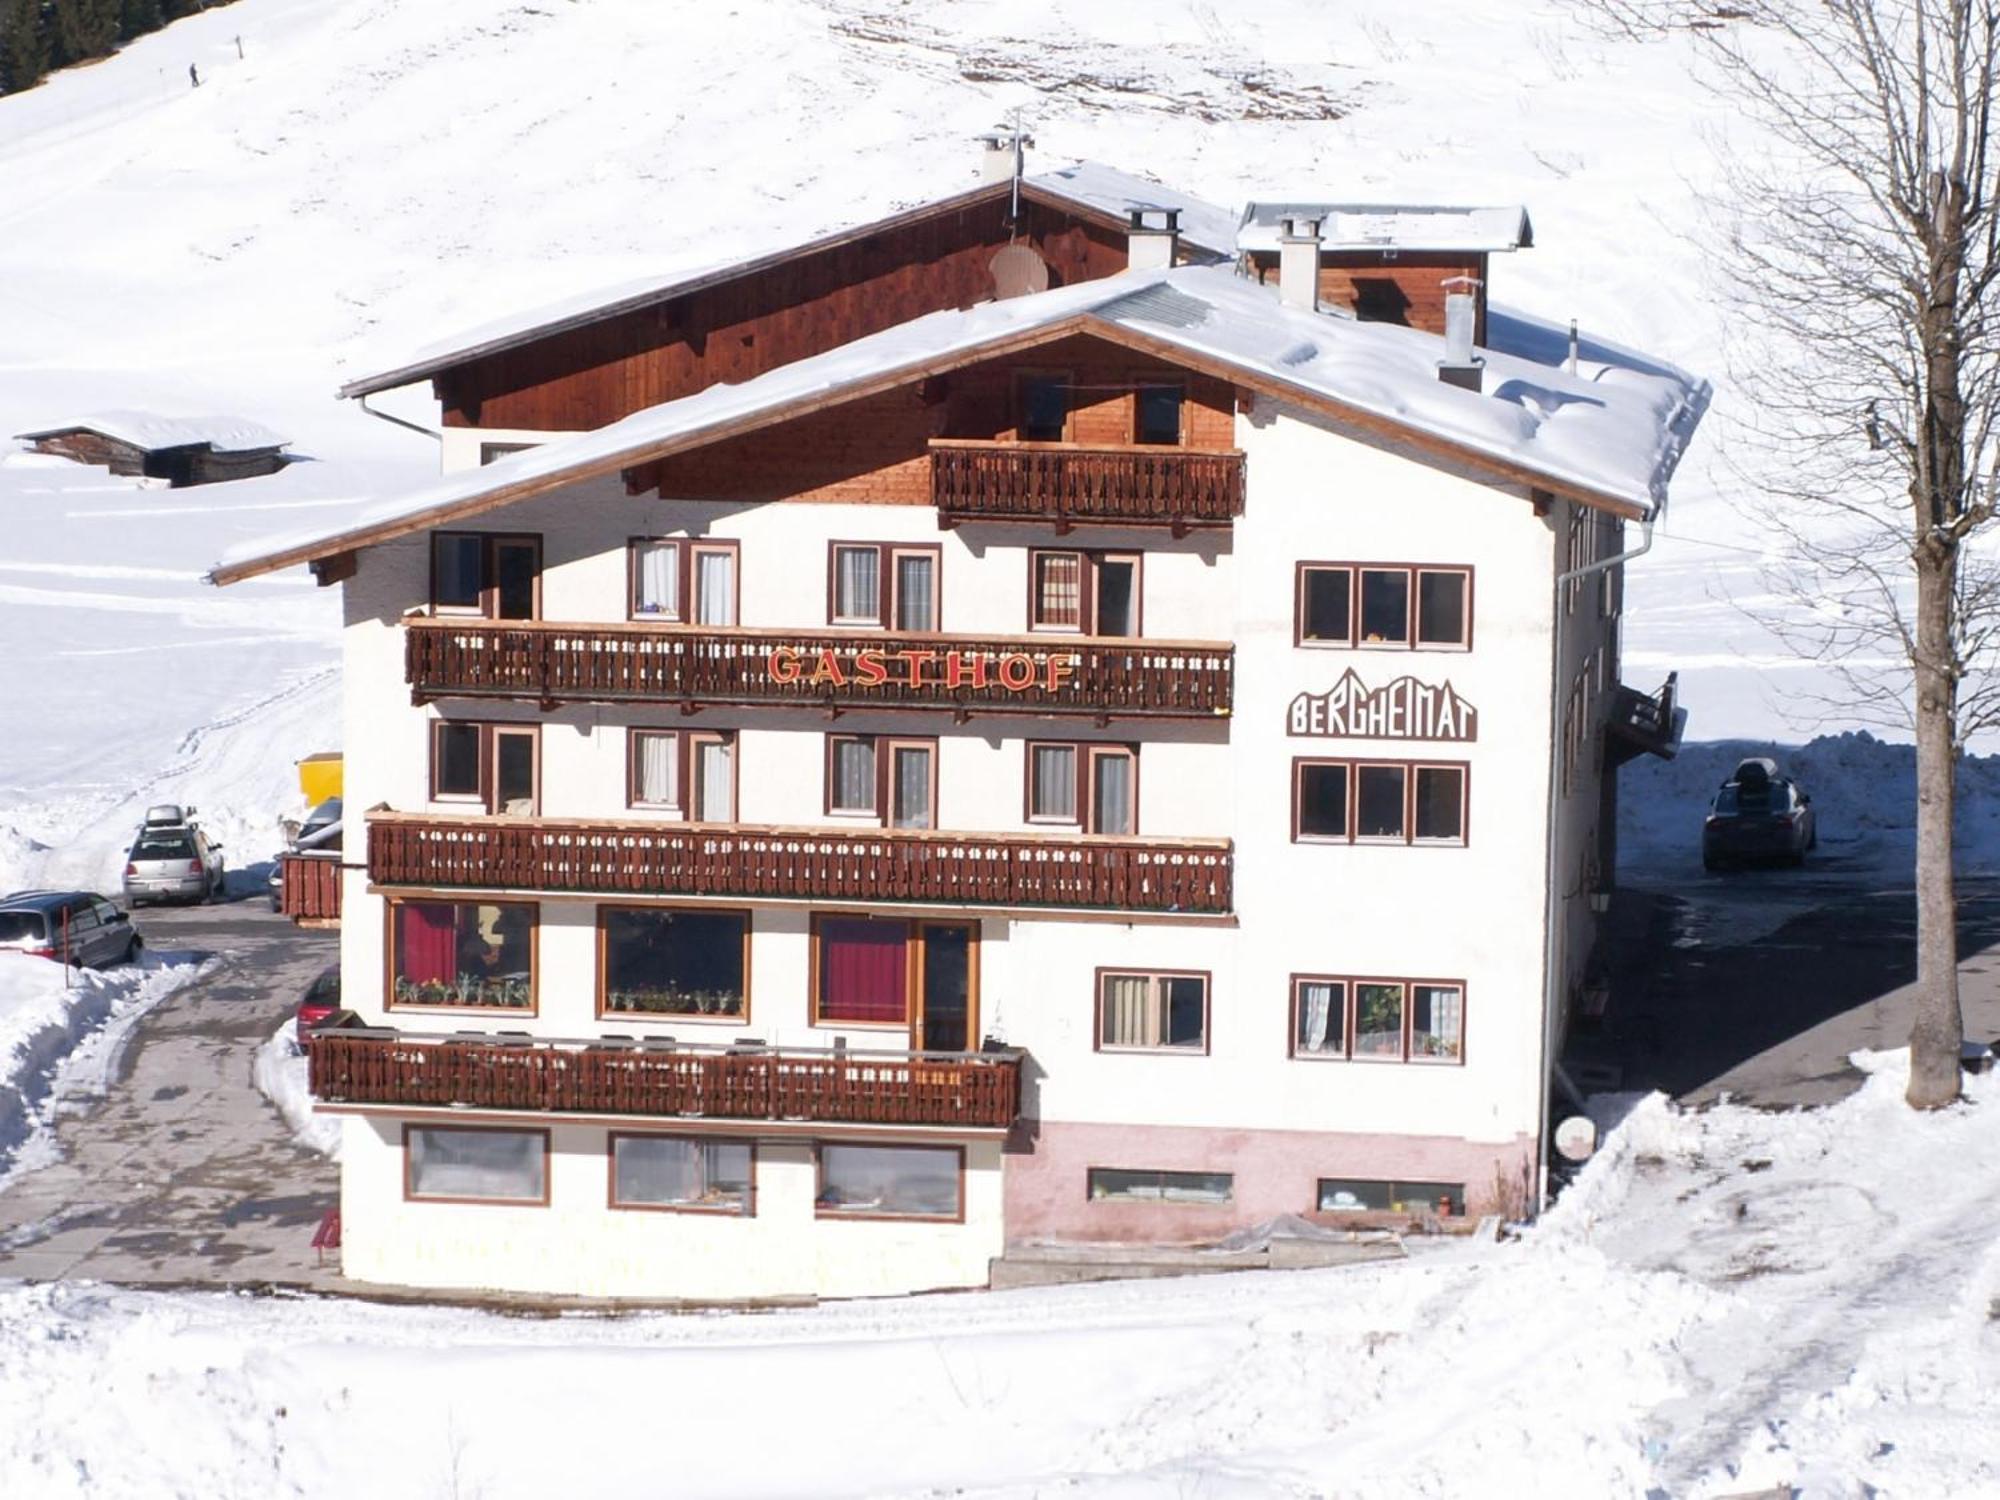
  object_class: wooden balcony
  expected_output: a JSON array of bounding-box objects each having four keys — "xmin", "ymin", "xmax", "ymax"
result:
[
  {"xmin": 1607, "ymin": 671, "xmax": 1686, "ymax": 767},
  {"xmin": 279, "ymin": 852, "xmax": 342, "ymax": 926},
  {"xmin": 368, "ymin": 812, "xmax": 1234, "ymax": 916},
  {"xmin": 308, "ymin": 1028, "xmax": 1022, "ymax": 1130},
  {"xmin": 929, "ymin": 440, "xmax": 1245, "ymax": 531},
  {"xmin": 405, "ymin": 619, "xmax": 1233, "ymax": 719}
]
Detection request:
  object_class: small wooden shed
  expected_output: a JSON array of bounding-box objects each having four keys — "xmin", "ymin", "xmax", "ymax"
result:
[{"xmin": 14, "ymin": 411, "xmax": 290, "ymax": 487}]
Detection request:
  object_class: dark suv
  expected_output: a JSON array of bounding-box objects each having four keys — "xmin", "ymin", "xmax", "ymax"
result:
[
  {"xmin": 1703, "ymin": 758, "xmax": 1817, "ymax": 870},
  {"xmin": 0, "ymin": 891, "xmax": 142, "ymax": 967}
]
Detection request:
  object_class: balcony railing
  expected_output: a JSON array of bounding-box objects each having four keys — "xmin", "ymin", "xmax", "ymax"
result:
[
  {"xmin": 406, "ymin": 619, "xmax": 1233, "ymax": 719},
  {"xmin": 279, "ymin": 852, "xmax": 343, "ymax": 924},
  {"xmin": 308, "ymin": 1028, "xmax": 1022, "ymax": 1130},
  {"xmin": 368, "ymin": 812, "xmax": 1234, "ymax": 916},
  {"xmin": 1607, "ymin": 670, "xmax": 1685, "ymax": 766},
  {"xmin": 929, "ymin": 440, "xmax": 1246, "ymax": 530}
]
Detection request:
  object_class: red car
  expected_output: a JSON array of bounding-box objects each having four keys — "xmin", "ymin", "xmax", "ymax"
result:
[{"xmin": 296, "ymin": 965, "xmax": 341, "ymax": 1032}]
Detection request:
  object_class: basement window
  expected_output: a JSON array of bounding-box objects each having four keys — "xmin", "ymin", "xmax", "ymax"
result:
[
  {"xmin": 1317, "ymin": 1178, "xmax": 1464, "ymax": 1216},
  {"xmin": 1087, "ymin": 1168, "xmax": 1233, "ymax": 1205}
]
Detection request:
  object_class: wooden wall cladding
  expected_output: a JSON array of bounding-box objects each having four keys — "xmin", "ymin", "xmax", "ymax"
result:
[
  {"xmin": 1246, "ymin": 251, "xmax": 1490, "ymax": 338},
  {"xmin": 438, "ymin": 199, "xmax": 1130, "ymax": 432},
  {"xmin": 636, "ymin": 334, "xmax": 1239, "ymax": 505}
]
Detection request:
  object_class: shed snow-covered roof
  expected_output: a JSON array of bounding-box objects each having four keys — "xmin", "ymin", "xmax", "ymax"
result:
[
  {"xmin": 336, "ymin": 162, "xmax": 1239, "ymax": 401},
  {"xmin": 16, "ymin": 411, "xmax": 288, "ymax": 452},
  {"xmin": 1237, "ymin": 202, "xmax": 1533, "ymax": 254},
  {"xmin": 216, "ymin": 264, "xmax": 1706, "ymax": 585}
]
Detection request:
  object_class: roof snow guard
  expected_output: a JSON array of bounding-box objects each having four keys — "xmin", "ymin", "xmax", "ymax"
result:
[
  {"xmin": 335, "ymin": 162, "xmax": 1239, "ymax": 402},
  {"xmin": 215, "ymin": 264, "xmax": 1707, "ymax": 586},
  {"xmin": 1237, "ymin": 202, "xmax": 1533, "ymax": 254}
]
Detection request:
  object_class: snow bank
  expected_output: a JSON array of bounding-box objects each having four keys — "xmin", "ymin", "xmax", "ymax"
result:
[
  {"xmin": 0, "ymin": 952, "xmax": 207, "ymax": 1180},
  {"xmin": 252, "ymin": 1018, "xmax": 340, "ymax": 1159}
]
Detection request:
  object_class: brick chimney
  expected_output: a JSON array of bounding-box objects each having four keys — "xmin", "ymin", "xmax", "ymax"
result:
[
  {"xmin": 1127, "ymin": 207, "xmax": 1181, "ymax": 271},
  {"xmin": 1279, "ymin": 215, "xmax": 1322, "ymax": 312}
]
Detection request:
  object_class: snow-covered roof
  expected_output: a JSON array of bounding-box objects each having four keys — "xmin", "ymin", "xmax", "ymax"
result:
[
  {"xmin": 1237, "ymin": 201, "xmax": 1533, "ymax": 254},
  {"xmin": 217, "ymin": 264, "xmax": 1706, "ymax": 584},
  {"xmin": 336, "ymin": 162, "xmax": 1239, "ymax": 401},
  {"xmin": 16, "ymin": 410, "xmax": 288, "ymax": 452}
]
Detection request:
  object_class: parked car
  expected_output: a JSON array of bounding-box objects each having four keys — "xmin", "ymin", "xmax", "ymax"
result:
[
  {"xmin": 1703, "ymin": 758, "xmax": 1817, "ymax": 870},
  {"xmin": 122, "ymin": 804, "xmax": 226, "ymax": 905},
  {"xmin": 268, "ymin": 796, "xmax": 343, "ymax": 911},
  {"xmin": 296, "ymin": 964, "xmax": 341, "ymax": 1032},
  {"xmin": 0, "ymin": 890, "xmax": 142, "ymax": 967}
]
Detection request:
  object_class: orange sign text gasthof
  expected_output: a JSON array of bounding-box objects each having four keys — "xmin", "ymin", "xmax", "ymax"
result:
[{"xmin": 766, "ymin": 645, "xmax": 1078, "ymax": 693}]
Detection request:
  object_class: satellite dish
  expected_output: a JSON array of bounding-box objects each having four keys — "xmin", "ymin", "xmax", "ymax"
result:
[
  {"xmin": 1555, "ymin": 1115, "xmax": 1598, "ymax": 1163},
  {"xmin": 990, "ymin": 243, "xmax": 1050, "ymax": 300}
]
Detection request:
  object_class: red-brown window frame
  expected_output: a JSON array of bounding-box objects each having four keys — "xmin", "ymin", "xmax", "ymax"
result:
[
  {"xmin": 1293, "ymin": 562, "xmax": 1474, "ymax": 651},
  {"xmin": 1092, "ymin": 966, "xmax": 1213, "ymax": 1056},
  {"xmin": 1288, "ymin": 973, "xmax": 1468, "ymax": 1066},
  {"xmin": 1291, "ymin": 759, "xmax": 1469, "ymax": 846},
  {"xmin": 431, "ymin": 531, "xmax": 542, "ymax": 620},
  {"xmin": 402, "ymin": 1123, "xmax": 551, "ymax": 1207},
  {"xmin": 607, "ymin": 1132, "xmax": 758, "ymax": 1216},
  {"xmin": 430, "ymin": 719, "xmax": 541, "ymax": 815},
  {"xmin": 384, "ymin": 896, "xmax": 540, "ymax": 1016},
  {"xmin": 813, "ymin": 1140, "xmax": 967, "ymax": 1223},
  {"xmin": 1027, "ymin": 548, "xmax": 1144, "ymax": 636},
  {"xmin": 1025, "ymin": 740, "xmax": 1139, "ymax": 833},
  {"xmin": 823, "ymin": 733, "xmax": 940, "ymax": 827},
  {"xmin": 824, "ymin": 541, "xmax": 943, "ymax": 630},
  {"xmin": 626, "ymin": 727, "xmax": 738, "ymax": 819},
  {"xmin": 595, "ymin": 903, "xmax": 753, "ymax": 1024},
  {"xmin": 626, "ymin": 536, "xmax": 741, "ymax": 624}
]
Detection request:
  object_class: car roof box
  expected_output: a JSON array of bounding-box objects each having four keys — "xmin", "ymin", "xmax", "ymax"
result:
[
  {"xmin": 143, "ymin": 803, "xmax": 188, "ymax": 826},
  {"xmin": 1731, "ymin": 757, "xmax": 1777, "ymax": 786}
]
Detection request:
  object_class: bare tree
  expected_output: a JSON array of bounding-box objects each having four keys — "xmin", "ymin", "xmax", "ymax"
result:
[{"xmin": 1589, "ymin": 0, "xmax": 2000, "ymax": 1106}]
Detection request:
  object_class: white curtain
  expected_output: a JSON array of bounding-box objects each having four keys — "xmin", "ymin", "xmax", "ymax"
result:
[
  {"xmin": 836, "ymin": 548, "xmax": 880, "ymax": 621},
  {"xmin": 1032, "ymin": 745, "xmax": 1076, "ymax": 820},
  {"xmin": 697, "ymin": 738, "xmax": 734, "ymax": 822},
  {"xmin": 894, "ymin": 554, "xmax": 935, "ymax": 631},
  {"xmin": 1298, "ymin": 981, "xmax": 1338, "ymax": 1054},
  {"xmin": 1101, "ymin": 975, "xmax": 1160, "ymax": 1048},
  {"xmin": 832, "ymin": 739, "xmax": 876, "ymax": 812},
  {"xmin": 1091, "ymin": 753, "xmax": 1133, "ymax": 835},
  {"xmin": 635, "ymin": 732, "xmax": 679, "ymax": 807},
  {"xmin": 636, "ymin": 542, "xmax": 679, "ymax": 617},
  {"xmin": 1414, "ymin": 985, "xmax": 1464, "ymax": 1059},
  {"xmin": 892, "ymin": 746, "xmax": 932, "ymax": 828},
  {"xmin": 695, "ymin": 551, "xmax": 735, "ymax": 625},
  {"xmin": 1036, "ymin": 553, "xmax": 1082, "ymax": 628}
]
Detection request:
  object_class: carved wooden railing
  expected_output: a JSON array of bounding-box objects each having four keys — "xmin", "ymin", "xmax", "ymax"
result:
[
  {"xmin": 404, "ymin": 620, "xmax": 1233, "ymax": 718},
  {"xmin": 308, "ymin": 1029, "xmax": 1022, "ymax": 1129},
  {"xmin": 279, "ymin": 853, "xmax": 343, "ymax": 923},
  {"xmin": 368, "ymin": 812, "xmax": 1234, "ymax": 916},
  {"xmin": 929, "ymin": 440, "xmax": 1245, "ymax": 528}
]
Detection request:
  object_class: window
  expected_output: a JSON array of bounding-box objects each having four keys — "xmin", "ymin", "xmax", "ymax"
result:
[
  {"xmin": 1317, "ymin": 1178, "xmax": 1464, "ymax": 1216},
  {"xmin": 1096, "ymin": 970, "xmax": 1208, "ymax": 1053},
  {"xmin": 432, "ymin": 533, "xmax": 539, "ymax": 620},
  {"xmin": 827, "ymin": 543, "xmax": 938, "ymax": 630},
  {"xmin": 814, "ymin": 916, "xmax": 910, "ymax": 1025},
  {"xmin": 628, "ymin": 538, "xmax": 737, "ymax": 623},
  {"xmin": 611, "ymin": 1135, "xmax": 752, "ymax": 1214},
  {"xmin": 627, "ymin": 729, "xmax": 734, "ymax": 820},
  {"xmin": 1029, "ymin": 550, "xmax": 1140, "ymax": 636},
  {"xmin": 826, "ymin": 735, "xmax": 936, "ymax": 827},
  {"xmin": 1028, "ymin": 742, "xmax": 1137, "ymax": 833},
  {"xmin": 1295, "ymin": 563, "xmax": 1471, "ymax": 650},
  {"xmin": 816, "ymin": 1143, "xmax": 961, "ymax": 1219},
  {"xmin": 1016, "ymin": 373, "xmax": 1070, "ymax": 442},
  {"xmin": 1134, "ymin": 381, "xmax": 1184, "ymax": 445},
  {"xmin": 390, "ymin": 899, "xmax": 534, "ymax": 1009},
  {"xmin": 1292, "ymin": 760, "xmax": 1468, "ymax": 846},
  {"xmin": 406, "ymin": 1126, "xmax": 547, "ymax": 1203},
  {"xmin": 1291, "ymin": 976, "xmax": 1465, "ymax": 1064},
  {"xmin": 600, "ymin": 907, "xmax": 748, "ymax": 1018},
  {"xmin": 1088, "ymin": 1168, "xmax": 1232, "ymax": 1204},
  {"xmin": 431, "ymin": 722, "xmax": 538, "ymax": 815}
]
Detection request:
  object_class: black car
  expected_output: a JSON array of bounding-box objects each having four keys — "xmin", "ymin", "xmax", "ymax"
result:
[
  {"xmin": 0, "ymin": 890, "xmax": 143, "ymax": 967},
  {"xmin": 1703, "ymin": 758, "xmax": 1817, "ymax": 870}
]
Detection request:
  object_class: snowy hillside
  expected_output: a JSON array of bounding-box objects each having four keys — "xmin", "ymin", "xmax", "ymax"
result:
[{"xmin": 0, "ymin": 0, "xmax": 1776, "ymax": 880}]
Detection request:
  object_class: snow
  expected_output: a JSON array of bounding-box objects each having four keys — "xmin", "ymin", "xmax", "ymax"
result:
[
  {"xmin": 253, "ymin": 1018, "xmax": 340, "ymax": 1159},
  {"xmin": 1027, "ymin": 158, "xmax": 1241, "ymax": 256},
  {"xmin": 1237, "ymin": 201, "xmax": 1533, "ymax": 253},
  {"xmin": 217, "ymin": 261, "xmax": 1708, "ymax": 583},
  {"xmin": 14, "ymin": 411, "xmax": 288, "ymax": 452},
  {"xmin": 0, "ymin": 1049, "xmax": 1993, "ymax": 1496}
]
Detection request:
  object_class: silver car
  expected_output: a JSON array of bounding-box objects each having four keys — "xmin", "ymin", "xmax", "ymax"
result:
[{"xmin": 122, "ymin": 811, "xmax": 226, "ymax": 905}]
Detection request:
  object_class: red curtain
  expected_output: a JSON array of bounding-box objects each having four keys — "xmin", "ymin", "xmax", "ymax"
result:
[
  {"xmin": 820, "ymin": 919, "xmax": 907, "ymax": 1022},
  {"xmin": 397, "ymin": 902, "xmax": 457, "ymax": 985}
]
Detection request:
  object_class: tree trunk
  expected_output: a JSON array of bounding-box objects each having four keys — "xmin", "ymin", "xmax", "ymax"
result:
[{"xmin": 1909, "ymin": 550, "xmax": 1965, "ymax": 1108}]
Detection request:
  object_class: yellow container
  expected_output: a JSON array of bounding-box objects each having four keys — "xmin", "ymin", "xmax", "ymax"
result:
[{"xmin": 298, "ymin": 752, "xmax": 343, "ymax": 805}]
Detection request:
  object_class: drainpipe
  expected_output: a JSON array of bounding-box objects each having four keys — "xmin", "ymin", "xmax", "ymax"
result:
[
  {"xmin": 357, "ymin": 392, "xmax": 441, "ymax": 444},
  {"xmin": 1534, "ymin": 505, "xmax": 1655, "ymax": 1214}
]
